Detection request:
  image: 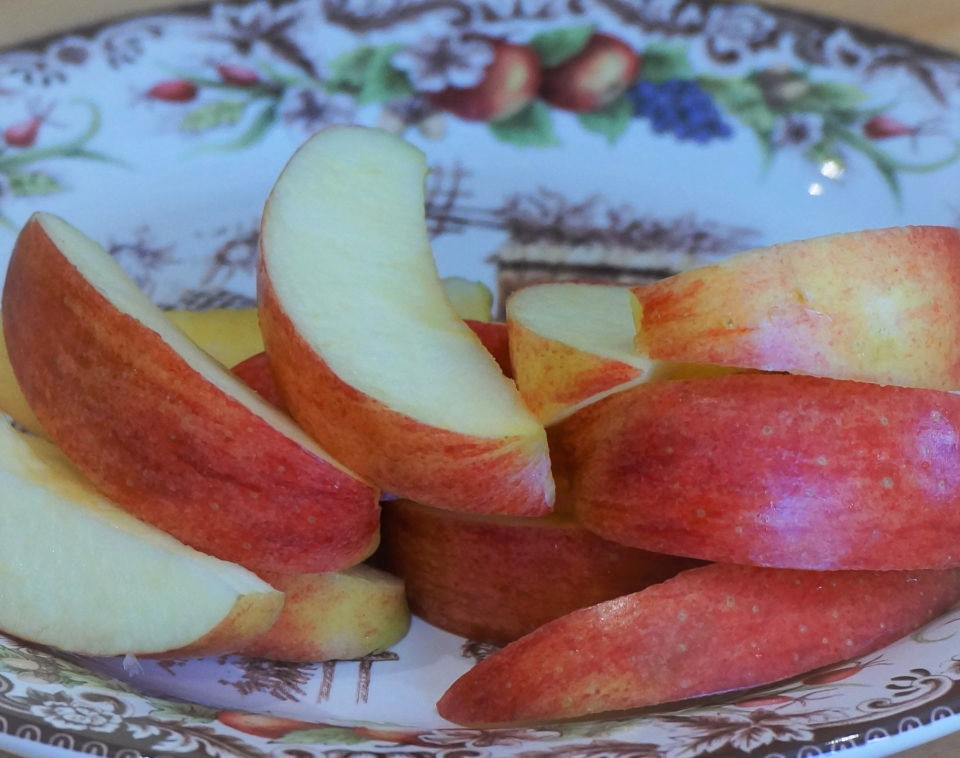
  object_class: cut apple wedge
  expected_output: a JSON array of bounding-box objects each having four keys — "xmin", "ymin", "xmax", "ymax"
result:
[
  {"xmin": 258, "ymin": 126, "xmax": 553, "ymax": 516},
  {"xmin": 376, "ymin": 498, "xmax": 699, "ymax": 645},
  {"xmin": 0, "ymin": 321, "xmax": 45, "ymax": 436},
  {"xmin": 231, "ymin": 351, "xmax": 284, "ymax": 408},
  {"xmin": 632, "ymin": 225, "xmax": 960, "ymax": 390},
  {"xmin": 558, "ymin": 372, "xmax": 960, "ymax": 570},
  {"xmin": 507, "ymin": 282, "xmax": 731, "ymax": 425},
  {"xmin": 242, "ymin": 565, "xmax": 410, "ymax": 661},
  {"xmin": 0, "ymin": 420, "xmax": 282, "ymax": 657},
  {"xmin": 232, "ymin": 320, "xmax": 511, "ymax": 409},
  {"xmin": 2, "ymin": 212, "xmax": 380, "ymax": 575},
  {"xmin": 465, "ymin": 320, "xmax": 512, "ymax": 378},
  {"xmin": 442, "ymin": 276, "xmax": 494, "ymax": 322},
  {"xmin": 165, "ymin": 307, "xmax": 263, "ymax": 368},
  {"xmin": 437, "ymin": 562, "xmax": 960, "ymax": 726}
]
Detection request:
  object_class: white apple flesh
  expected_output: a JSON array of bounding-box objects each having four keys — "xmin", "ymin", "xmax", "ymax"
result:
[{"xmin": 0, "ymin": 420, "xmax": 282, "ymax": 657}]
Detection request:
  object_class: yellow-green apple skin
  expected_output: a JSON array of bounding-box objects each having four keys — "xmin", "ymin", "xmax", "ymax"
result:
[
  {"xmin": 2, "ymin": 212, "xmax": 380, "ymax": 576},
  {"xmin": 437, "ymin": 563, "xmax": 960, "ymax": 726},
  {"xmin": 165, "ymin": 307, "xmax": 263, "ymax": 368},
  {"xmin": 242, "ymin": 565, "xmax": 410, "ymax": 661},
  {"xmin": 558, "ymin": 373, "xmax": 960, "ymax": 570},
  {"xmin": 376, "ymin": 498, "xmax": 699, "ymax": 645},
  {"xmin": 633, "ymin": 226, "xmax": 960, "ymax": 389},
  {"xmin": 441, "ymin": 276, "xmax": 494, "ymax": 322},
  {"xmin": 257, "ymin": 126, "xmax": 553, "ymax": 516},
  {"xmin": 0, "ymin": 420, "xmax": 283, "ymax": 657},
  {"xmin": 0, "ymin": 322, "xmax": 45, "ymax": 436}
]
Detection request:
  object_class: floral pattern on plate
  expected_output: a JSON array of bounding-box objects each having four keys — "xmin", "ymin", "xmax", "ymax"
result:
[{"xmin": 3, "ymin": 1, "xmax": 960, "ymax": 757}]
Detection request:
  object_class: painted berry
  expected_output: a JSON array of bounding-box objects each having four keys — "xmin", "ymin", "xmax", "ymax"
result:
[
  {"xmin": 3, "ymin": 116, "xmax": 44, "ymax": 148},
  {"xmin": 146, "ymin": 79, "xmax": 199, "ymax": 102},
  {"xmin": 862, "ymin": 114, "xmax": 919, "ymax": 140},
  {"xmin": 628, "ymin": 79, "xmax": 732, "ymax": 143},
  {"xmin": 216, "ymin": 63, "xmax": 260, "ymax": 87}
]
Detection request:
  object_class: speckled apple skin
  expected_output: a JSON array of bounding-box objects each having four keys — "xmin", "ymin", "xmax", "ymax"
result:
[
  {"xmin": 559, "ymin": 373, "xmax": 960, "ymax": 570},
  {"xmin": 437, "ymin": 563, "xmax": 960, "ymax": 725}
]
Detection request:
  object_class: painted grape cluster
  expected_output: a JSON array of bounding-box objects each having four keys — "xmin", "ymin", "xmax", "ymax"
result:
[{"xmin": 628, "ymin": 79, "xmax": 733, "ymax": 143}]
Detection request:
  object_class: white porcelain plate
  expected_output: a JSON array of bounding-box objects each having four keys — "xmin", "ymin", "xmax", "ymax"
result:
[{"xmin": 3, "ymin": 2, "xmax": 960, "ymax": 756}]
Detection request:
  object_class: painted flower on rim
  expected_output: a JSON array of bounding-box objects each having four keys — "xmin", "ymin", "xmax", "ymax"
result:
[
  {"xmin": 29, "ymin": 693, "xmax": 123, "ymax": 733},
  {"xmin": 819, "ymin": 27, "xmax": 874, "ymax": 73},
  {"xmin": 702, "ymin": 4, "xmax": 778, "ymax": 61},
  {"xmin": 772, "ymin": 113, "xmax": 825, "ymax": 149},
  {"xmin": 392, "ymin": 35, "xmax": 494, "ymax": 93}
]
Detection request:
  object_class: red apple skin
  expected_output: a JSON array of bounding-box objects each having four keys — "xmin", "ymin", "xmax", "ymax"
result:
[
  {"xmin": 558, "ymin": 373, "xmax": 960, "ymax": 570},
  {"xmin": 428, "ymin": 39, "xmax": 541, "ymax": 122},
  {"xmin": 3, "ymin": 216, "xmax": 380, "ymax": 575},
  {"xmin": 633, "ymin": 226, "xmax": 960, "ymax": 391},
  {"xmin": 437, "ymin": 562, "xmax": 960, "ymax": 726},
  {"xmin": 465, "ymin": 319, "xmax": 512, "ymax": 377},
  {"xmin": 539, "ymin": 33, "xmax": 641, "ymax": 112},
  {"xmin": 258, "ymin": 266, "xmax": 552, "ymax": 518},
  {"xmin": 231, "ymin": 351, "xmax": 285, "ymax": 408},
  {"xmin": 376, "ymin": 499, "xmax": 699, "ymax": 645}
]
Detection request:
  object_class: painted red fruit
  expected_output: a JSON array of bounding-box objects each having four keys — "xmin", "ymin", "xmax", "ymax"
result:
[
  {"xmin": 539, "ymin": 33, "xmax": 642, "ymax": 112},
  {"xmin": 217, "ymin": 63, "xmax": 260, "ymax": 87},
  {"xmin": 146, "ymin": 79, "xmax": 199, "ymax": 102},
  {"xmin": 428, "ymin": 38, "xmax": 541, "ymax": 122}
]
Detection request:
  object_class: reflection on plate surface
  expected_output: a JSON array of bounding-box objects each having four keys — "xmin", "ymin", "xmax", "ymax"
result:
[{"xmin": 2, "ymin": 1, "xmax": 960, "ymax": 755}]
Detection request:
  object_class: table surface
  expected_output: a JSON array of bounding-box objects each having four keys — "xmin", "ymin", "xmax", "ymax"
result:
[{"xmin": 2, "ymin": 2, "xmax": 960, "ymax": 757}]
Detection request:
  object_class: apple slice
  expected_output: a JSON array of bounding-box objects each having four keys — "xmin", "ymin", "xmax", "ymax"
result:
[
  {"xmin": 437, "ymin": 562, "xmax": 960, "ymax": 726},
  {"xmin": 242, "ymin": 565, "xmax": 410, "ymax": 661},
  {"xmin": 376, "ymin": 498, "xmax": 698, "ymax": 645},
  {"xmin": 632, "ymin": 225, "xmax": 960, "ymax": 390},
  {"xmin": 465, "ymin": 320, "xmax": 512, "ymax": 377},
  {"xmin": 558, "ymin": 372, "xmax": 960, "ymax": 570},
  {"xmin": 165, "ymin": 307, "xmax": 263, "ymax": 368},
  {"xmin": 231, "ymin": 320, "xmax": 511, "ymax": 408},
  {"xmin": 442, "ymin": 276, "xmax": 494, "ymax": 322},
  {"xmin": 506, "ymin": 282, "xmax": 731, "ymax": 425},
  {"xmin": 0, "ymin": 321, "xmax": 45, "ymax": 436},
  {"xmin": 258, "ymin": 126, "xmax": 552, "ymax": 516},
  {"xmin": 0, "ymin": 420, "xmax": 282, "ymax": 657},
  {"xmin": 2, "ymin": 212, "xmax": 379, "ymax": 575}
]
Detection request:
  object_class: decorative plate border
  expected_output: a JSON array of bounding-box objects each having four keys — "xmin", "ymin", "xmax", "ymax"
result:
[{"xmin": 3, "ymin": 2, "xmax": 960, "ymax": 757}]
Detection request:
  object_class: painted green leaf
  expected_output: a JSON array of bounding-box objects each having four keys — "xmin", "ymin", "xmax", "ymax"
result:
[
  {"xmin": 489, "ymin": 101, "xmax": 559, "ymax": 147},
  {"xmin": 146, "ymin": 699, "xmax": 220, "ymax": 722},
  {"xmin": 804, "ymin": 138, "xmax": 846, "ymax": 168},
  {"xmin": 578, "ymin": 95, "xmax": 633, "ymax": 144},
  {"xmin": 8, "ymin": 171, "xmax": 62, "ymax": 196},
  {"xmin": 278, "ymin": 727, "xmax": 367, "ymax": 745},
  {"xmin": 640, "ymin": 43, "xmax": 693, "ymax": 83},
  {"xmin": 325, "ymin": 44, "xmax": 413, "ymax": 103},
  {"xmin": 788, "ymin": 81, "xmax": 868, "ymax": 115},
  {"xmin": 180, "ymin": 99, "xmax": 247, "ymax": 133},
  {"xmin": 529, "ymin": 25, "xmax": 594, "ymax": 67},
  {"xmin": 700, "ymin": 75, "xmax": 776, "ymax": 136},
  {"xmin": 190, "ymin": 100, "xmax": 279, "ymax": 154}
]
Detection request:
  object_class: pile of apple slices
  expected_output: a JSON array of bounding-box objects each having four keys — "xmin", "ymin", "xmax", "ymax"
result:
[
  {"xmin": 4, "ymin": 124, "xmax": 960, "ymax": 730},
  {"xmin": 437, "ymin": 224, "xmax": 960, "ymax": 726}
]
